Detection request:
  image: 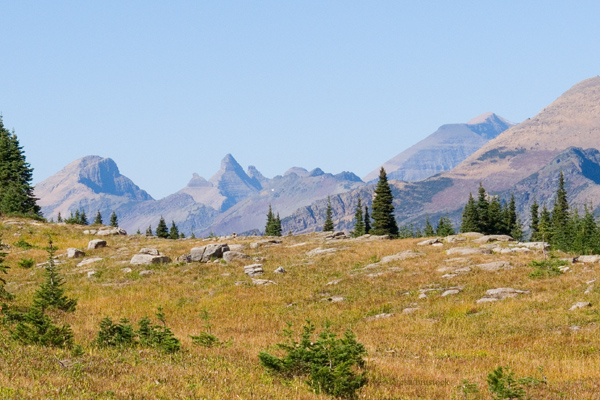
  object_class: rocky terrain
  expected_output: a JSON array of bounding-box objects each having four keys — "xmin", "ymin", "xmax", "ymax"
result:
[{"xmin": 1, "ymin": 217, "xmax": 599, "ymax": 398}]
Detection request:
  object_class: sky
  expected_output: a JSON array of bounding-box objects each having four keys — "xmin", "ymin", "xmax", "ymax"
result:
[{"xmin": 1, "ymin": 1, "xmax": 599, "ymax": 200}]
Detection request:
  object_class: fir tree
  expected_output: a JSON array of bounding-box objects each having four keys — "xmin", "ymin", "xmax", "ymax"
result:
[
  {"xmin": 511, "ymin": 216, "xmax": 524, "ymax": 242},
  {"xmin": 551, "ymin": 171, "xmax": 570, "ymax": 249},
  {"xmin": 57, "ymin": 212, "xmax": 62, "ymax": 223},
  {"xmin": 265, "ymin": 204, "xmax": 276, "ymax": 236},
  {"xmin": 190, "ymin": 231, "xmax": 196, "ymax": 239},
  {"xmin": 323, "ymin": 197, "xmax": 334, "ymax": 232},
  {"xmin": 274, "ymin": 213, "xmax": 282, "ymax": 236},
  {"xmin": 370, "ymin": 168, "xmax": 398, "ymax": 237},
  {"xmin": 110, "ymin": 211, "xmax": 118, "ymax": 228},
  {"xmin": 487, "ymin": 196, "xmax": 503, "ymax": 234},
  {"xmin": 476, "ymin": 184, "xmax": 489, "ymax": 233},
  {"xmin": 364, "ymin": 205, "xmax": 371, "ymax": 234},
  {"xmin": 155, "ymin": 217, "xmax": 169, "ymax": 239},
  {"xmin": 460, "ymin": 193, "xmax": 479, "ymax": 233},
  {"xmin": 538, "ymin": 205, "xmax": 552, "ymax": 243},
  {"xmin": 136, "ymin": 228, "xmax": 141, "ymax": 235},
  {"xmin": 436, "ymin": 216, "xmax": 455, "ymax": 237},
  {"xmin": 423, "ymin": 217, "xmax": 435, "ymax": 237},
  {"xmin": 351, "ymin": 196, "xmax": 365, "ymax": 238},
  {"xmin": 529, "ymin": 200, "xmax": 540, "ymax": 241},
  {"xmin": 168, "ymin": 221, "xmax": 179, "ymax": 240},
  {"xmin": 179, "ymin": 232, "xmax": 185, "ymax": 239},
  {"xmin": 504, "ymin": 194, "xmax": 518, "ymax": 236},
  {"xmin": 146, "ymin": 225, "xmax": 153, "ymax": 236},
  {"xmin": 94, "ymin": 210, "xmax": 103, "ymax": 225},
  {"xmin": 79, "ymin": 209, "xmax": 88, "ymax": 225},
  {"xmin": 0, "ymin": 117, "xmax": 41, "ymax": 216},
  {"xmin": 32, "ymin": 240, "xmax": 77, "ymax": 312}
]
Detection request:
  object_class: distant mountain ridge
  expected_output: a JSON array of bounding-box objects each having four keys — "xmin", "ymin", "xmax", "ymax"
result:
[{"xmin": 363, "ymin": 112, "xmax": 514, "ymax": 182}]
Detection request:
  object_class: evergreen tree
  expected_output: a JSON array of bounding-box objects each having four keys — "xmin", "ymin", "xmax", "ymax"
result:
[
  {"xmin": 32, "ymin": 240, "xmax": 77, "ymax": 312},
  {"xmin": 476, "ymin": 183, "xmax": 489, "ymax": 233},
  {"xmin": 351, "ymin": 196, "xmax": 365, "ymax": 237},
  {"xmin": 79, "ymin": 209, "xmax": 88, "ymax": 225},
  {"xmin": 168, "ymin": 221, "xmax": 179, "ymax": 240},
  {"xmin": 155, "ymin": 217, "xmax": 169, "ymax": 239},
  {"xmin": 551, "ymin": 171, "xmax": 570, "ymax": 249},
  {"xmin": 503, "ymin": 194, "xmax": 517, "ymax": 236},
  {"xmin": 364, "ymin": 205, "xmax": 371, "ymax": 234},
  {"xmin": 0, "ymin": 235, "xmax": 13, "ymax": 300},
  {"xmin": 265, "ymin": 204, "xmax": 276, "ymax": 236},
  {"xmin": 136, "ymin": 228, "xmax": 141, "ymax": 235},
  {"xmin": 436, "ymin": 216, "xmax": 455, "ymax": 237},
  {"xmin": 57, "ymin": 212, "xmax": 62, "ymax": 223},
  {"xmin": 0, "ymin": 117, "xmax": 41, "ymax": 216},
  {"xmin": 94, "ymin": 210, "xmax": 103, "ymax": 225},
  {"xmin": 487, "ymin": 196, "xmax": 504, "ymax": 234},
  {"xmin": 370, "ymin": 168, "xmax": 399, "ymax": 237},
  {"xmin": 511, "ymin": 216, "xmax": 524, "ymax": 242},
  {"xmin": 110, "ymin": 211, "xmax": 118, "ymax": 228},
  {"xmin": 274, "ymin": 213, "xmax": 282, "ymax": 236},
  {"xmin": 460, "ymin": 193, "xmax": 479, "ymax": 233},
  {"xmin": 179, "ymin": 232, "xmax": 185, "ymax": 239},
  {"xmin": 323, "ymin": 196, "xmax": 334, "ymax": 232},
  {"xmin": 190, "ymin": 231, "xmax": 196, "ymax": 239},
  {"xmin": 538, "ymin": 205, "xmax": 552, "ymax": 243},
  {"xmin": 423, "ymin": 217, "xmax": 435, "ymax": 237},
  {"xmin": 146, "ymin": 225, "xmax": 153, "ymax": 236},
  {"xmin": 529, "ymin": 200, "xmax": 540, "ymax": 241}
]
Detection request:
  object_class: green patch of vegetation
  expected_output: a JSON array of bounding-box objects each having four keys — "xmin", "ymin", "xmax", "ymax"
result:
[
  {"xmin": 487, "ymin": 365, "xmax": 546, "ymax": 399},
  {"xmin": 18, "ymin": 258, "xmax": 35, "ymax": 269},
  {"xmin": 477, "ymin": 147, "xmax": 526, "ymax": 162},
  {"xmin": 13, "ymin": 239, "xmax": 36, "ymax": 249},
  {"xmin": 259, "ymin": 321, "xmax": 367, "ymax": 399},
  {"xmin": 528, "ymin": 258, "xmax": 567, "ymax": 278},
  {"xmin": 190, "ymin": 308, "xmax": 228, "ymax": 348}
]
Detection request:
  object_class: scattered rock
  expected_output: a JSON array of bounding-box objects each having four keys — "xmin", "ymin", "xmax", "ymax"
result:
[
  {"xmin": 569, "ymin": 302, "xmax": 592, "ymax": 311},
  {"xmin": 446, "ymin": 247, "xmax": 492, "ymax": 256},
  {"xmin": 250, "ymin": 239, "xmax": 283, "ymax": 249},
  {"xmin": 441, "ymin": 289, "xmax": 461, "ymax": 297},
  {"xmin": 516, "ymin": 242, "xmax": 550, "ymax": 251},
  {"xmin": 459, "ymin": 232, "xmax": 484, "ymax": 239},
  {"xmin": 402, "ymin": 307, "xmax": 420, "ymax": 314},
  {"xmin": 558, "ymin": 266, "xmax": 570, "ymax": 273},
  {"xmin": 274, "ymin": 266, "xmax": 286, "ymax": 274},
  {"xmin": 365, "ymin": 313, "xmax": 395, "ymax": 321},
  {"xmin": 444, "ymin": 235, "xmax": 467, "ymax": 243},
  {"xmin": 190, "ymin": 243, "xmax": 230, "ymax": 262},
  {"xmin": 96, "ymin": 227, "xmax": 127, "ymax": 236},
  {"xmin": 442, "ymin": 273, "xmax": 457, "ymax": 279},
  {"xmin": 244, "ymin": 264, "xmax": 264, "ymax": 276},
  {"xmin": 227, "ymin": 244, "xmax": 247, "ymax": 252},
  {"xmin": 66, "ymin": 248, "xmax": 85, "ymax": 258},
  {"xmin": 87, "ymin": 271, "xmax": 97, "ymax": 278},
  {"xmin": 472, "ymin": 235, "xmax": 513, "ymax": 244},
  {"xmin": 585, "ymin": 284, "xmax": 595, "ymax": 295},
  {"xmin": 77, "ymin": 257, "xmax": 103, "ymax": 267},
  {"xmin": 139, "ymin": 248, "xmax": 160, "ymax": 256},
  {"xmin": 176, "ymin": 254, "xmax": 192, "ymax": 264},
  {"xmin": 139, "ymin": 270, "xmax": 154, "ymax": 276},
  {"xmin": 88, "ymin": 239, "xmax": 107, "ymax": 250},
  {"xmin": 130, "ymin": 249, "xmax": 171, "ymax": 266},
  {"xmin": 307, "ymin": 247, "xmax": 338, "ymax": 257},
  {"xmin": 324, "ymin": 296, "xmax": 345, "ymax": 302},
  {"xmin": 477, "ymin": 287, "xmax": 530, "ymax": 303},
  {"xmin": 326, "ymin": 279, "xmax": 343, "ymax": 286},
  {"xmin": 574, "ymin": 255, "xmax": 600, "ymax": 263},
  {"xmin": 251, "ymin": 278, "xmax": 276, "ymax": 286},
  {"xmin": 477, "ymin": 261, "xmax": 512, "ymax": 272},
  {"xmin": 121, "ymin": 267, "xmax": 132, "ymax": 273},
  {"xmin": 418, "ymin": 238, "xmax": 442, "ymax": 246},
  {"xmin": 324, "ymin": 231, "xmax": 348, "ymax": 240},
  {"xmin": 223, "ymin": 251, "xmax": 251, "ymax": 263}
]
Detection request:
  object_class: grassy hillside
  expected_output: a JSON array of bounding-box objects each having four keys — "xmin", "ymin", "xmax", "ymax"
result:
[{"xmin": 1, "ymin": 218, "xmax": 599, "ymax": 399}]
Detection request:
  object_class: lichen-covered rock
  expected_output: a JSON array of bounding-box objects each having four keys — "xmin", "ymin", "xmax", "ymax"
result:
[
  {"xmin": 244, "ymin": 264, "xmax": 264, "ymax": 276},
  {"xmin": 190, "ymin": 243, "xmax": 230, "ymax": 262},
  {"xmin": 66, "ymin": 248, "xmax": 85, "ymax": 258},
  {"xmin": 96, "ymin": 227, "xmax": 127, "ymax": 236},
  {"xmin": 88, "ymin": 239, "xmax": 107, "ymax": 249},
  {"xmin": 223, "ymin": 251, "xmax": 251, "ymax": 263},
  {"xmin": 130, "ymin": 253, "xmax": 171, "ymax": 265}
]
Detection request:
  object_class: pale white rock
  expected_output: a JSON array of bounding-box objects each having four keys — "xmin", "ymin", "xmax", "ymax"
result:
[
  {"xmin": 87, "ymin": 271, "xmax": 97, "ymax": 278},
  {"xmin": 96, "ymin": 227, "xmax": 127, "ymax": 236},
  {"xmin": 454, "ymin": 267, "xmax": 472, "ymax": 274},
  {"xmin": 190, "ymin": 243, "xmax": 230, "ymax": 262},
  {"xmin": 139, "ymin": 248, "xmax": 160, "ymax": 256},
  {"xmin": 326, "ymin": 279, "xmax": 343, "ymax": 286},
  {"xmin": 441, "ymin": 289, "xmax": 461, "ymax": 297},
  {"xmin": 244, "ymin": 264, "xmax": 264, "ymax": 276},
  {"xmin": 223, "ymin": 251, "xmax": 251, "ymax": 263},
  {"xmin": 77, "ymin": 257, "xmax": 103, "ymax": 267},
  {"xmin": 585, "ymin": 285, "xmax": 594, "ymax": 295},
  {"xmin": 446, "ymin": 247, "xmax": 492, "ymax": 256},
  {"xmin": 569, "ymin": 302, "xmax": 591, "ymax": 311},
  {"xmin": 139, "ymin": 270, "xmax": 154, "ymax": 276},
  {"xmin": 227, "ymin": 244, "xmax": 247, "ymax": 252},
  {"xmin": 83, "ymin": 229, "xmax": 97, "ymax": 235},
  {"xmin": 432, "ymin": 243, "xmax": 444, "ymax": 247},
  {"xmin": 418, "ymin": 238, "xmax": 441, "ymax": 246},
  {"xmin": 325, "ymin": 296, "xmax": 345, "ymax": 302},
  {"xmin": 575, "ymin": 255, "xmax": 600, "ymax": 263},
  {"xmin": 365, "ymin": 313, "xmax": 395, "ymax": 321},
  {"xmin": 88, "ymin": 239, "xmax": 107, "ymax": 249},
  {"xmin": 66, "ymin": 248, "xmax": 85, "ymax": 258},
  {"xmin": 418, "ymin": 293, "xmax": 428, "ymax": 299},
  {"xmin": 402, "ymin": 307, "xmax": 420, "ymax": 314},
  {"xmin": 442, "ymin": 273, "xmax": 457, "ymax": 279},
  {"xmin": 307, "ymin": 247, "xmax": 338, "ymax": 257},
  {"xmin": 176, "ymin": 254, "xmax": 192, "ymax": 264},
  {"xmin": 459, "ymin": 232, "xmax": 484, "ymax": 239},
  {"xmin": 477, "ymin": 287, "xmax": 530, "ymax": 303},
  {"xmin": 130, "ymin": 254, "xmax": 171, "ymax": 265},
  {"xmin": 472, "ymin": 235, "xmax": 513, "ymax": 244},
  {"xmin": 516, "ymin": 242, "xmax": 550, "ymax": 251},
  {"xmin": 122, "ymin": 267, "xmax": 132, "ymax": 273},
  {"xmin": 444, "ymin": 235, "xmax": 467, "ymax": 243},
  {"xmin": 477, "ymin": 261, "xmax": 512, "ymax": 272},
  {"xmin": 252, "ymin": 278, "xmax": 276, "ymax": 286},
  {"xmin": 324, "ymin": 231, "xmax": 348, "ymax": 240},
  {"xmin": 274, "ymin": 266, "xmax": 286, "ymax": 274}
]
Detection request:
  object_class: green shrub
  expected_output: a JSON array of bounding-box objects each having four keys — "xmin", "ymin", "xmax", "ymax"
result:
[
  {"xmin": 18, "ymin": 258, "xmax": 35, "ymax": 269},
  {"xmin": 528, "ymin": 258, "xmax": 567, "ymax": 278},
  {"xmin": 137, "ymin": 307, "xmax": 181, "ymax": 353},
  {"xmin": 189, "ymin": 308, "xmax": 228, "ymax": 348},
  {"xmin": 487, "ymin": 366, "xmax": 545, "ymax": 399},
  {"xmin": 13, "ymin": 239, "xmax": 35, "ymax": 249},
  {"xmin": 259, "ymin": 321, "xmax": 367, "ymax": 399},
  {"xmin": 32, "ymin": 241, "xmax": 77, "ymax": 312},
  {"xmin": 93, "ymin": 317, "xmax": 137, "ymax": 348},
  {"xmin": 10, "ymin": 306, "xmax": 73, "ymax": 348}
]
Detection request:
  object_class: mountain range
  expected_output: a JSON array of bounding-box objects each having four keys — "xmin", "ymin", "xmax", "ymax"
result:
[{"xmin": 34, "ymin": 76, "xmax": 600, "ymax": 236}]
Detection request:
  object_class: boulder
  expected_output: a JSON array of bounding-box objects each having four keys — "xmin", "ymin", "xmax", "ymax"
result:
[
  {"xmin": 176, "ymin": 254, "xmax": 192, "ymax": 264},
  {"xmin": 441, "ymin": 289, "xmax": 461, "ymax": 297},
  {"xmin": 569, "ymin": 302, "xmax": 592, "ymax": 311},
  {"xmin": 574, "ymin": 255, "xmax": 600, "ymax": 263},
  {"xmin": 307, "ymin": 247, "xmax": 338, "ymax": 257},
  {"xmin": 251, "ymin": 278, "xmax": 276, "ymax": 286},
  {"xmin": 517, "ymin": 242, "xmax": 550, "ymax": 251},
  {"xmin": 244, "ymin": 264, "xmax": 264, "ymax": 276},
  {"xmin": 476, "ymin": 287, "xmax": 530, "ymax": 303},
  {"xmin": 66, "ymin": 248, "xmax": 85, "ymax": 258},
  {"xmin": 190, "ymin": 243, "xmax": 230, "ymax": 262},
  {"xmin": 228, "ymin": 244, "xmax": 247, "ymax": 252},
  {"xmin": 274, "ymin": 266, "xmax": 286, "ymax": 274},
  {"xmin": 77, "ymin": 257, "xmax": 103, "ymax": 267},
  {"xmin": 130, "ymin": 251, "xmax": 171, "ymax": 265},
  {"xmin": 477, "ymin": 261, "xmax": 512, "ymax": 272},
  {"xmin": 139, "ymin": 270, "xmax": 154, "ymax": 276},
  {"xmin": 223, "ymin": 251, "xmax": 251, "ymax": 263},
  {"xmin": 88, "ymin": 239, "xmax": 107, "ymax": 249},
  {"xmin": 324, "ymin": 231, "xmax": 348, "ymax": 240},
  {"xmin": 444, "ymin": 235, "xmax": 467, "ymax": 243},
  {"xmin": 472, "ymin": 235, "xmax": 513, "ymax": 244},
  {"xmin": 417, "ymin": 238, "xmax": 442, "ymax": 246},
  {"xmin": 446, "ymin": 247, "xmax": 492, "ymax": 256},
  {"xmin": 459, "ymin": 232, "xmax": 484, "ymax": 239},
  {"xmin": 96, "ymin": 227, "xmax": 127, "ymax": 236},
  {"xmin": 139, "ymin": 248, "xmax": 160, "ymax": 256}
]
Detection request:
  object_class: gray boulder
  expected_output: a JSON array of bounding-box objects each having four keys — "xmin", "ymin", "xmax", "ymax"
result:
[
  {"xmin": 190, "ymin": 243, "xmax": 230, "ymax": 262},
  {"xmin": 96, "ymin": 227, "xmax": 127, "ymax": 236},
  {"xmin": 223, "ymin": 251, "xmax": 251, "ymax": 263},
  {"xmin": 88, "ymin": 239, "xmax": 107, "ymax": 249},
  {"xmin": 476, "ymin": 287, "xmax": 530, "ymax": 303},
  {"xmin": 66, "ymin": 248, "xmax": 85, "ymax": 258},
  {"xmin": 472, "ymin": 235, "xmax": 513, "ymax": 244},
  {"xmin": 446, "ymin": 247, "xmax": 492, "ymax": 256},
  {"xmin": 244, "ymin": 264, "xmax": 264, "ymax": 276},
  {"xmin": 130, "ymin": 248, "xmax": 171, "ymax": 266}
]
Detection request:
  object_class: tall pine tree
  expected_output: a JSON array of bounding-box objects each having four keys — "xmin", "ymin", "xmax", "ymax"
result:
[
  {"xmin": 370, "ymin": 168, "xmax": 398, "ymax": 237},
  {"xmin": 460, "ymin": 193, "xmax": 479, "ymax": 233},
  {"xmin": 323, "ymin": 196, "xmax": 334, "ymax": 232},
  {"xmin": 423, "ymin": 217, "xmax": 435, "ymax": 237},
  {"xmin": 155, "ymin": 217, "xmax": 169, "ymax": 238},
  {"xmin": 0, "ymin": 117, "xmax": 41, "ymax": 216},
  {"xmin": 529, "ymin": 199, "xmax": 540, "ymax": 241},
  {"xmin": 94, "ymin": 210, "xmax": 103, "ymax": 225},
  {"xmin": 351, "ymin": 196, "xmax": 365, "ymax": 238},
  {"xmin": 168, "ymin": 221, "xmax": 179, "ymax": 240},
  {"xmin": 0, "ymin": 235, "xmax": 13, "ymax": 300},
  {"xmin": 110, "ymin": 211, "xmax": 118, "ymax": 227},
  {"xmin": 364, "ymin": 205, "xmax": 371, "ymax": 234},
  {"xmin": 551, "ymin": 171, "xmax": 570, "ymax": 248},
  {"xmin": 436, "ymin": 216, "xmax": 455, "ymax": 237}
]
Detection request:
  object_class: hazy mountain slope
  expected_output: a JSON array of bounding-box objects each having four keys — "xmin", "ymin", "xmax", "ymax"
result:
[
  {"xmin": 199, "ymin": 170, "xmax": 364, "ymax": 236},
  {"xmin": 34, "ymin": 155, "xmax": 153, "ymax": 221},
  {"xmin": 363, "ymin": 112, "xmax": 514, "ymax": 183}
]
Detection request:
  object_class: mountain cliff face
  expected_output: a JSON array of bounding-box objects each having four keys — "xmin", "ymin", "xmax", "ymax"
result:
[
  {"xmin": 363, "ymin": 112, "xmax": 514, "ymax": 183},
  {"xmin": 34, "ymin": 155, "xmax": 153, "ymax": 221}
]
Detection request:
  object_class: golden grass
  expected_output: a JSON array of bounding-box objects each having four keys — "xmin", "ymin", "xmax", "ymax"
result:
[{"xmin": 1, "ymin": 218, "xmax": 600, "ymax": 399}]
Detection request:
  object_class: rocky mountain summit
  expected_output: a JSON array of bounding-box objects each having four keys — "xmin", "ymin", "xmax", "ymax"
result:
[{"xmin": 363, "ymin": 112, "xmax": 514, "ymax": 183}]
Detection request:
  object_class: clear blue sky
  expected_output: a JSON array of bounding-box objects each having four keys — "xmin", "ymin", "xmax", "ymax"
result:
[{"xmin": 1, "ymin": 1, "xmax": 599, "ymax": 199}]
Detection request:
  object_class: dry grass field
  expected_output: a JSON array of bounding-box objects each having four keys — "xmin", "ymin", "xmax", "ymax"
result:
[{"xmin": 1, "ymin": 218, "xmax": 599, "ymax": 399}]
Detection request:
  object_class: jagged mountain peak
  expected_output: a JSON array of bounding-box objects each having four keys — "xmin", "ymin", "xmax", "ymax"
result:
[
  {"xmin": 186, "ymin": 173, "xmax": 213, "ymax": 188},
  {"xmin": 284, "ymin": 167, "xmax": 309, "ymax": 177}
]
